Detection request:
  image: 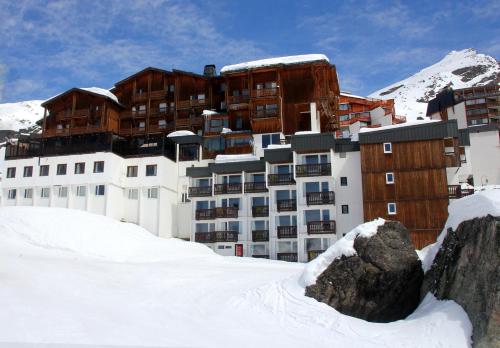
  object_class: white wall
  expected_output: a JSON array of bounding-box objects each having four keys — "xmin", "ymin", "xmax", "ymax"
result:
[{"xmin": 469, "ymin": 130, "xmax": 500, "ymax": 185}]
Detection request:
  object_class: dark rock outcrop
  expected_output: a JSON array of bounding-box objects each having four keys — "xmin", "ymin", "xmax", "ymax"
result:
[
  {"xmin": 305, "ymin": 221, "xmax": 423, "ymax": 322},
  {"xmin": 422, "ymin": 215, "xmax": 500, "ymax": 348}
]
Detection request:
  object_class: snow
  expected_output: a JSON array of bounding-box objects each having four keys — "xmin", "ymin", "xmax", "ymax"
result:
[
  {"xmin": 79, "ymin": 87, "xmax": 120, "ymax": 104},
  {"xmin": 301, "ymin": 218, "xmax": 386, "ymax": 286},
  {"xmin": 267, "ymin": 143, "xmax": 291, "ymax": 149},
  {"xmin": 0, "ymin": 100, "xmax": 44, "ymax": 131},
  {"xmin": 0, "ymin": 207, "xmax": 472, "ymax": 347},
  {"xmin": 166, "ymin": 130, "xmax": 196, "ymax": 137},
  {"xmin": 340, "ymin": 91, "xmax": 372, "ymax": 100},
  {"xmin": 202, "ymin": 109, "xmax": 219, "ymax": 116},
  {"xmin": 369, "ymin": 49, "xmax": 500, "ymax": 121},
  {"xmin": 417, "ymin": 187, "xmax": 500, "ymax": 272},
  {"xmin": 221, "ymin": 127, "xmax": 232, "ymax": 134},
  {"xmin": 215, "ymin": 153, "xmax": 259, "ymax": 163},
  {"xmin": 359, "ymin": 119, "xmax": 440, "ymax": 133},
  {"xmin": 221, "ymin": 54, "xmax": 329, "ymax": 73},
  {"xmin": 295, "ymin": 130, "xmax": 320, "ymax": 135}
]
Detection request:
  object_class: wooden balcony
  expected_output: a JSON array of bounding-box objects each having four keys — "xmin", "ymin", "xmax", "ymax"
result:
[
  {"xmin": 306, "ymin": 191, "xmax": 335, "ymax": 206},
  {"xmin": 277, "ymin": 199, "xmax": 297, "ymax": 212},
  {"xmin": 215, "ymin": 207, "xmax": 238, "ymax": 219},
  {"xmin": 72, "ymin": 109, "xmax": 91, "ymax": 118},
  {"xmin": 224, "ymin": 144, "xmax": 253, "ymax": 155},
  {"xmin": 253, "ymin": 88, "xmax": 278, "ymax": 98},
  {"xmin": 44, "ymin": 125, "xmax": 105, "ymax": 137},
  {"xmin": 118, "ymin": 127, "xmax": 146, "ymax": 136},
  {"xmin": 194, "ymin": 231, "xmax": 238, "ymax": 243},
  {"xmin": 252, "ymin": 230, "xmax": 269, "ymax": 242},
  {"xmin": 43, "ymin": 128, "xmax": 70, "ymax": 137},
  {"xmin": 307, "ymin": 220, "xmax": 336, "ymax": 235},
  {"xmin": 195, "ymin": 209, "xmax": 215, "ymax": 220},
  {"xmin": 295, "ymin": 163, "xmax": 331, "ymax": 177},
  {"xmin": 253, "ymin": 109, "xmax": 279, "ymax": 119},
  {"xmin": 252, "ymin": 205, "xmax": 269, "ymax": 217},
  {"xmin": 307, "ymin": 250, "xmax": 325, "ymax": 261},
  {"xmin": 448, "ymin": 185, "xmax": 474, "ymax": 199},
  {"xmin": 277, "ymin": 226, "xmax": 297, "ymax": 239},
  {"xmin": 188, "ymin": 186, "xmax": 212, "ymax": 197},
  {"xmin": 177, "ymin": 99, "xmax": 209, "ymax": 109},
  {"xmin": 267, "ymin": 173, "xmax": 295, "ymax": 186},
  {"xmin": 244, "ymin": 182, "xmax": 268, "ymax": 193},
  {"xmin": 132, "ymin": 93, "xmax": 148, "ymax": 102},
  {"xmin": 148, "ymin": 123, "xmax": 174, "ymax": 134},
  {"xmin": 214, "ymin": 183, "xmax": 242, "ymax": 195},
  {"xmin": 150, "ymin": 90, "xmax": 168, "ymax": 99},
  {"xmin": 277, "ymin": 252, "xmax": 298, "ymax": 262},
  {"xmin": 227, "ymin": 95, "xmax": 250, "ymax": 105},
  {"xmin": 176, "ymin": 116, "xmax": 203, "ymax": 129}
]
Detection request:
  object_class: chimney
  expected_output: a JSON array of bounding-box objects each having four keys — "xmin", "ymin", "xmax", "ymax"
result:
[{"xmin": 203, "ymin": 64, "xmax": 216, "ymax": 78}]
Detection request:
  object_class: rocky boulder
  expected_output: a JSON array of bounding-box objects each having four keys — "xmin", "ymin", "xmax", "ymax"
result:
[
  {"xmin": 421, "ymin": 215, "xmax": 500, "ymax": 348},
  {"xmin": 305, "ymin": 221, "xmax": 423, "ymax": 322}
]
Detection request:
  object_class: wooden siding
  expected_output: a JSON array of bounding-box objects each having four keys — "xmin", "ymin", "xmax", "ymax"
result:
[{"xmin": 361, "ymin": 139, "xmax": 451, "ymax": 249}]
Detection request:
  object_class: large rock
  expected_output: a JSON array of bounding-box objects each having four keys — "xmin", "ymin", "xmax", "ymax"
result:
[
  {"xmin": 305, "ymin": 221, "xmax": 423, "ymax": 322},
  {"xmin": 421, "ymin": 215, "xmax": 500, "ymax": 348}
]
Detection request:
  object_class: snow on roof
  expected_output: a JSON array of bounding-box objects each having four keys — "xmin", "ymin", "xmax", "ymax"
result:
[
  {"xmin": 340, "ymin": 92, "xmax": 370, "ymax": 100},
  {"xmin": 202, "ymin": 109, "xmax": 219, "ymax": 116},
  {"xmin": 266, "ymin": 143, "xmax": 291, "ymax": 149},
  {"xmin": 215, "ymin": 154, "xmax": 259, "ymax": 163},
  {"xmin": 79, "ymin": 87, "xmax": 119, "ymax": 104},
  {"xmin": 417, "ymin": 187, "xmax": 500, "ymax": 272},
  {"xmin": 166, "ymin": 130, "xmax": 196, "ymax": 137},
  {"xmin": 294, "ymin": 130, "xmax": 320, "ymax": 135},
  {"xmin": 221, "ymin": 128, "xmax": 232, "ymax": 134},
  {"xmin": 221, "ymin": 54, "xmax": 329, "ymax": 73},
  {"xmin": 359, "ymin": 119, "xmax": 437, "ymax": 133},
  {"xmin": 301, "ymin": 218, "xmax": 386, "ymax": 286}
]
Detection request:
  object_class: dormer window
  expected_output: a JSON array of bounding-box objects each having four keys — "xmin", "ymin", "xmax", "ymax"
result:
[{"xmin": 383, "ymin": 142, "xmax": 392, "ymax": 154}]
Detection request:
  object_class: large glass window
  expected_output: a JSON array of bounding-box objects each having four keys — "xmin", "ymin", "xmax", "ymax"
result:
[
  {"xmin": 6, "ymin": 167, "xmax": 16, "ymax": 178},
  {"xmin": 56, "ymin": 164, "xmax": 67, "ymax": 175},
  {"xmin": 23, "ymin": 166, "xmax": 33, "ymax": 177},
  {"xmin": 93, "ymin": 161, "xmax": 104, "ymax": 173},
  {"xmin": 146, "ymin": 165, "xmax": 157, "ymax": 177},
  {"xmin": 127, "ymin": 166, "xmax": 138, "ymax": 177},
  {"xmin": 74, "ymin": 162, "xmax": 85, "ymax": 174},
  {"xmin": 39, "ymin": 165, "xmax": 49, "ymax": 176}
]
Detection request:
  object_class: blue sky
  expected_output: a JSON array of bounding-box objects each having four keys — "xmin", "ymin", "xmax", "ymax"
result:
[{"xmin": 0, "ymin": 0, "xmax": 498, "ymax": 103}]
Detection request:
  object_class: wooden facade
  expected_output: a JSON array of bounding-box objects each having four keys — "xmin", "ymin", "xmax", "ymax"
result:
[{"xmin": 360, "ymin": 123, "xmax": 462, "ymax": 249}]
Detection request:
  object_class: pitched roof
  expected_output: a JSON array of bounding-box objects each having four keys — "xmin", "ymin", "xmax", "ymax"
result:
[{"xmin": 42, "ymin": 87, "xmax": 122, "ymax": 107}]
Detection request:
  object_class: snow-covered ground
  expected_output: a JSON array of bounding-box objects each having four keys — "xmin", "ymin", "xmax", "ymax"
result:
[
  {"xmin": 369, "ymin": 49, "xmax": 499, "ymax": 121},
  {"xmin": 0, "ymin": 207, "xmax": 473, "ymax": 347},
  {"xmin": 0, "ymin": 100, "xmax": 44, "ymax": 131}
]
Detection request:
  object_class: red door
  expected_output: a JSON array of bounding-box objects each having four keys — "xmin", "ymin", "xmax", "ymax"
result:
[{"xmin": 235, "ymin": 244, "xmax": 243, "ymax": 257}]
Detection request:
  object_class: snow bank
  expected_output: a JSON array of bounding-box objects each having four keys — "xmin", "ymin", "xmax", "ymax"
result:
[
  {"xmin": 221, "ymin": 54, "xmax": 329, "ymax": 73},
  {"xmin": 215, "ymin": 153, "xmax": 259, "ymax": 163},
  {"xmin": 418, "ymin": 188, "xmax": 500, "ymax": 272},
  {"xmin": 0, "ymin": 207, "xmax": 212, "ymax": 262},
  {"xmin": 167, "ymin": 130, "xmax": 196, "ymax": 137},
  {"xmin": 301, "ymin": 218, "xmax": 385, "ymax": 286}
]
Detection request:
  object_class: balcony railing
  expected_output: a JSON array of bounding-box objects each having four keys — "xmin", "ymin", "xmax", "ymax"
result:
[
  {"xmin": 277, "ymin": 226, "xmax": 297, "ymax": 239},
  {"xmin": 253, "ymin": 88, "xmax": 278, "ymax": 98},
  {"xmin": 214, "ymin": 183, "xmax": 242, "ymax": 195},
  {"xmin": 188, "ymin": 186, "xmax": 212, "ymax": 197},
  {"xmin": 252, "ymin": 254, "xmax": 270, "ymax": 259},
  {"xmin": 448, "ymin": 185, "xmax": 474, "ymax": 199},
  {"xmin": 277, "ymin": 252, "xmax": 298, "ymax": 262},
  {"xmin": 307, "ymin": 220, "xmax": 336, "ymax": 234},
  {"xmin": 307, "ymin": 250, "xmax": 325, "ymax": 261},
  {"xmin": 215, "ymin": 207, "xmax": 238, "ymax": 219},
  {"xmin": 295, "ymin": 163, "xmax": 331, "ymax": 177},
  {"xmin": 194, "ymin": 231, "xmax": 238, "ymax": 243},
  {"xmin": 195, "ymin": 209, "xmax": 215, "ymax": 220},
  {"xmin": 132, "ymin": 93, "xmax": 148, "ymax": 102},
  {"xmin": 118, "ymin": 127, "xmax": 146, "ymax": 136},
  {"xmin": 253, "ymin": 109, "xmax": 279, "ymax": 119},
  {"xmin": 252, "ymin": 230, "xmax": 269, "ymax": 242},
  {"xmin": 227, "ymin": 95, "xmax": 250, "ymax": 105},
  {"xmin": 306, "ymin": 191, "xmax": 335, "ymax": 206},
  {"xmin": 277, "ymin": 199, "xmax": 297, "ymax": 212},
  {"xmin": 244, "ymin": 182, "xmax": 268, "ymax": 193},
  {"xmin": 268, "ymin": 173, "xmax": 295, "ymax": 186},
  {"xmin": 150, "ymin": 90, "xmax": 168, "ymax": 99},
  {"xmin": 177, "ymin": 99, "xmax": 209, "ymax": 109},
  {"xmin": 252, "ymin": 205, "xmax": 269, "ymax": 217}
]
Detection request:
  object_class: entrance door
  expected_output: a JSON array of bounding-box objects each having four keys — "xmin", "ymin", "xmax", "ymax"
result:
[{"xmin": 235, "ymin": 244, "xmax": 243, "ymax": 257}]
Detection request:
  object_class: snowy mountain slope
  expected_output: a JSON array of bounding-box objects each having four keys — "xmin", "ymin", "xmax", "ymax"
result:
[
  {"xmin": 0, "ymin": 207, "xmax": 472, "ymax": 347},
  {"xmin": 0, "ymin": 100, "xmax": 44, "ymax": 131},
  {"xmin": 369, "ymin": 49, "xmax": 499, "ymax": 120}
]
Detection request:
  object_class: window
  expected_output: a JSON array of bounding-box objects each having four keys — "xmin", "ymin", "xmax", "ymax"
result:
[
  {"xmin": 341, "ymin": 204, "xmax": 349, "ymax": 214},
  {"xmin": 146, "ymin": 164, "xmax": 157, "ymax": 177},
  {"xmin": 7, "ymin": 189, "xmax": 16, "ymax": 200},
  {"xmin": 147, "ymin": 187, "xmax": 158, "ymax": 199},
  {"xmin": 386, "ymin": 172, "xmax": 394, "ymax": 184},
  {"xmin": 56, "ymin": 164, "xmax": 67, "ymax": 175},
  {"xmin": 93, "ymin": 161, "xmax": 104, "ymax": 173},
  {"xmin": 159, "ymin": 102, "xmax": 167, "ymax": 113},
  {"xmin": 58, "ymin": 187, "xmax": 68, "ymax": 198},
  {"xmin": 340, "ymin": 177, "xmax": 348, "ymax": 186},
  {"xmin": 74, "ymin": 162, "xmax": 85, "ymax": 174},
  {"xmin": 23, "ymin": 188, "xmax": 33, "ymax": 199},
  {"xmin": 41, "ymin": 187, "xmax": 50, "ymax": 198},
  {"xmin": 235, "ymin": 115, "xmax": 243, "ymax": 130},
  {"xmin": 39, "ymin": 165, "xmax": 49, "ymax": 176},
  {"xmin": 339, "ymin": 103, "xmax": 349, "ymax": 110},
  {"xmin": 169, "ymin": 84, "xmax": 175, "ymax": 92},
  {"xmin": 139, "ymin": 121, "xmax": 145, "ymax": 129},
  {"xmin": 23, "ymin": 166, "xmax": 33, "ymax": 177},
  {"xmin": 127, "ymin": 166, "xmax": 138, "ymax": 177},
  {"xmin": 127, "ymin": 188, "xmax": 138, "ymax": 200},
  {"xmin": 383, "ymin": 142, "xmax": 392, "ymax": 154},
  {"xmin": 339, "ymin": 152, "xmax": 347, "ymax": 158},
  {"xmin": 158, "ymin": 119, "xmax": 167, "ymax": 128},
  {"xmin": 95, "ymin": 185, "xmax": 105, "ymax": 196},
  {"xmin": 388, "ymin": 202, "xmax": 397, "ymax": 215},
  {"xmin": 76, "ymin": 186, "xmax": 86, "ymax": 197},
  {"xmin": 6, "ymin": 167, "xmax": 16, "ymax": 178}
]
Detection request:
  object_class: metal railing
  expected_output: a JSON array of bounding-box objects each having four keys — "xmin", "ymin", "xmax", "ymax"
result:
[
  {"xmin": 307, "ymin": 220, "xmax": 336, "ymax": 234},
  {"xmin": 194, "ymin": 231, "xmax": 238, "ymax": 243},
  {"xmin": 252, "ymin": 205, "xmax": 269, "ymax": 217},
  {"xmin": 306, "ymin": 191, "xmax": 335, "ymax": 205},
  {"xmin": 252, "ymin": 230, "xmax": 269, "ymax": 242},
  {"xmin": 448, "ymin": 185, "xmax": 474, "ymax": 199},
  {"xmin": 214, "ymin": 183, "xmax": 242, "ymax": 195},
  {"xmin": 277, "ymin": 199, "xmax": 297, "ymax": 212},
  {"xmin": 188, "ymin": 186, "xmax": 212, "ymax": 197},
  {"xmin": 277, "ymin": 252, "xmax": 298, "ymax": 262},
  {"xmin": 244, "ymin": 182, "xmax": 268, "ymax": 193},
  {"xmin": 295, "ymin": 163, "xmax": 331, "ymax": 177},
  {"xmin": 277, "ymin": 226, "xmax": 297, "ymax": 239},
  {"xmin": 268, "ymin": 173, "xmax": 295, "ymax": 186}
]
